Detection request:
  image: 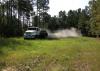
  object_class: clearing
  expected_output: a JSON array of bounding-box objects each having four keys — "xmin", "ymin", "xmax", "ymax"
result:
[{"xmin": 0, "ymin": 37, "xmax": 100, "ymax": 71}]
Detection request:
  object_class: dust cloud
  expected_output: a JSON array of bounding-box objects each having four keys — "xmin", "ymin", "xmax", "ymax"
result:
[{"xmin": 48, "ymin": 28, "xmax": 81, "ymax": 38}]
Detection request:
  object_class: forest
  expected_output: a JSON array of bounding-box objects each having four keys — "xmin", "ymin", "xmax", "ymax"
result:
[{"xmin": 0, "ymin": 0, "xmax": 100, "ymax": 37}]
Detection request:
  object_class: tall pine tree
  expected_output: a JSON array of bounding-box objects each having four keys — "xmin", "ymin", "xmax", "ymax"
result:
[{"xmin": 89, "ymin": 0, "xmax": 100, "ymax": 37}]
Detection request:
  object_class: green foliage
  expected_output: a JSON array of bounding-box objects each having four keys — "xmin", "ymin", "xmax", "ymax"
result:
[
  {"xmin": 33, "ymin": 0, "xmax": 50, "ymax": 28},
  {"xmin": 33, "ymin": 16, "xmax": 39, "ymax": 27},
  {"xmin": 89, "ymin": 0, "xmax": 100, "ymax": 37},
  {"xmin": 0, "ymin": 16, "xmax": 23, "ymax": 37},
  {"xmin": 0, "ymin": 0, "xmax": 33, "ymax": 37},
  {"xmin": 48, "ymin": 16, "xmax": 59, "ymax": 31},
  {"xmin": 37, "ymin": 0, "xmax": 49, "ymax": 10},
  {"xmin": 58, "ymin": 11, "xmax": 67, "ymax": 28},
  {"xmin": 78, "ymin": 8, "xmax": 90, "ymax": 36},
  {"xmin": 67, "ymin": 10, "xmax": 79, "ymax": 28}
]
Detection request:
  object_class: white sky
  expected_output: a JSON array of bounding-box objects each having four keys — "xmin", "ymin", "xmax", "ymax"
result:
[{"xmin": 48, "ymin": 0, "xmax": 90, "ymax": 16}]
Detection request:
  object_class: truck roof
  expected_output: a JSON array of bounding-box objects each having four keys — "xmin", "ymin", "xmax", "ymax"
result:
[{"xmin": 25, "ymin": 30, "xmax": 36, "ymax": 33}]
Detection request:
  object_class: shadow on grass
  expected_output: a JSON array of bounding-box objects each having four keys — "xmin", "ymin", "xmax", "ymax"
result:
[
  {"xmin": 0, "ymin": 38, "xmax": 23, "ymax": 47},
  {"xmin": 0, "ymin": 38, "xmax": 30, "ymax": 55},
  {"xmin": 24, "ymin": 37, "xmax": 59, "ymax": 40}
]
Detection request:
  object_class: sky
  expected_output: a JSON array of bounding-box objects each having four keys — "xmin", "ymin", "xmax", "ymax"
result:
[{"xmin": 48, "ymin": 0, "xmax": 90, "ymax": 16}]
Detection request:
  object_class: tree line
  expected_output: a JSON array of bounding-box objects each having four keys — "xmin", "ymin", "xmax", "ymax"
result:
[
  {"xmin": 0, "ymin": 0, "xmax": 100, "ymax": 37},
  {"xmin": 0, "ymin": 0, "xmax": 49, "ymax": 37},
  {"xmin": 0, "ymin": 0, "xmax": 33, "ymax": 37},
  {"xmin": 33, "ymin": 0, "xmax": 100, "ymax": 37}
]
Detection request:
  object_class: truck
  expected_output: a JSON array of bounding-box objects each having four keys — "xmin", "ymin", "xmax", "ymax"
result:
[{"xmin": 24, "ymin": 27, "xmax": 48, "ymax": 39}]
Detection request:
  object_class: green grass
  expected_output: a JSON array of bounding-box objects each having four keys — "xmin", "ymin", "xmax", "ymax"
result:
[{"xmin": 0, "ymin": 37, "xmax": 100, "ymax": 71}]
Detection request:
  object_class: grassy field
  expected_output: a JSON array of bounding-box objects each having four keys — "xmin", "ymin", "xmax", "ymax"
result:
[{"xmin": 0, "ymin": 37, "xmax": 100, "ymax": 71}]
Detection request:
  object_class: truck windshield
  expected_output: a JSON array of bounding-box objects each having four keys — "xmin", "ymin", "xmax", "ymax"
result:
[{"xmin": 28, "ymin": 28, "xmax": 37, "ymax": 30}]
